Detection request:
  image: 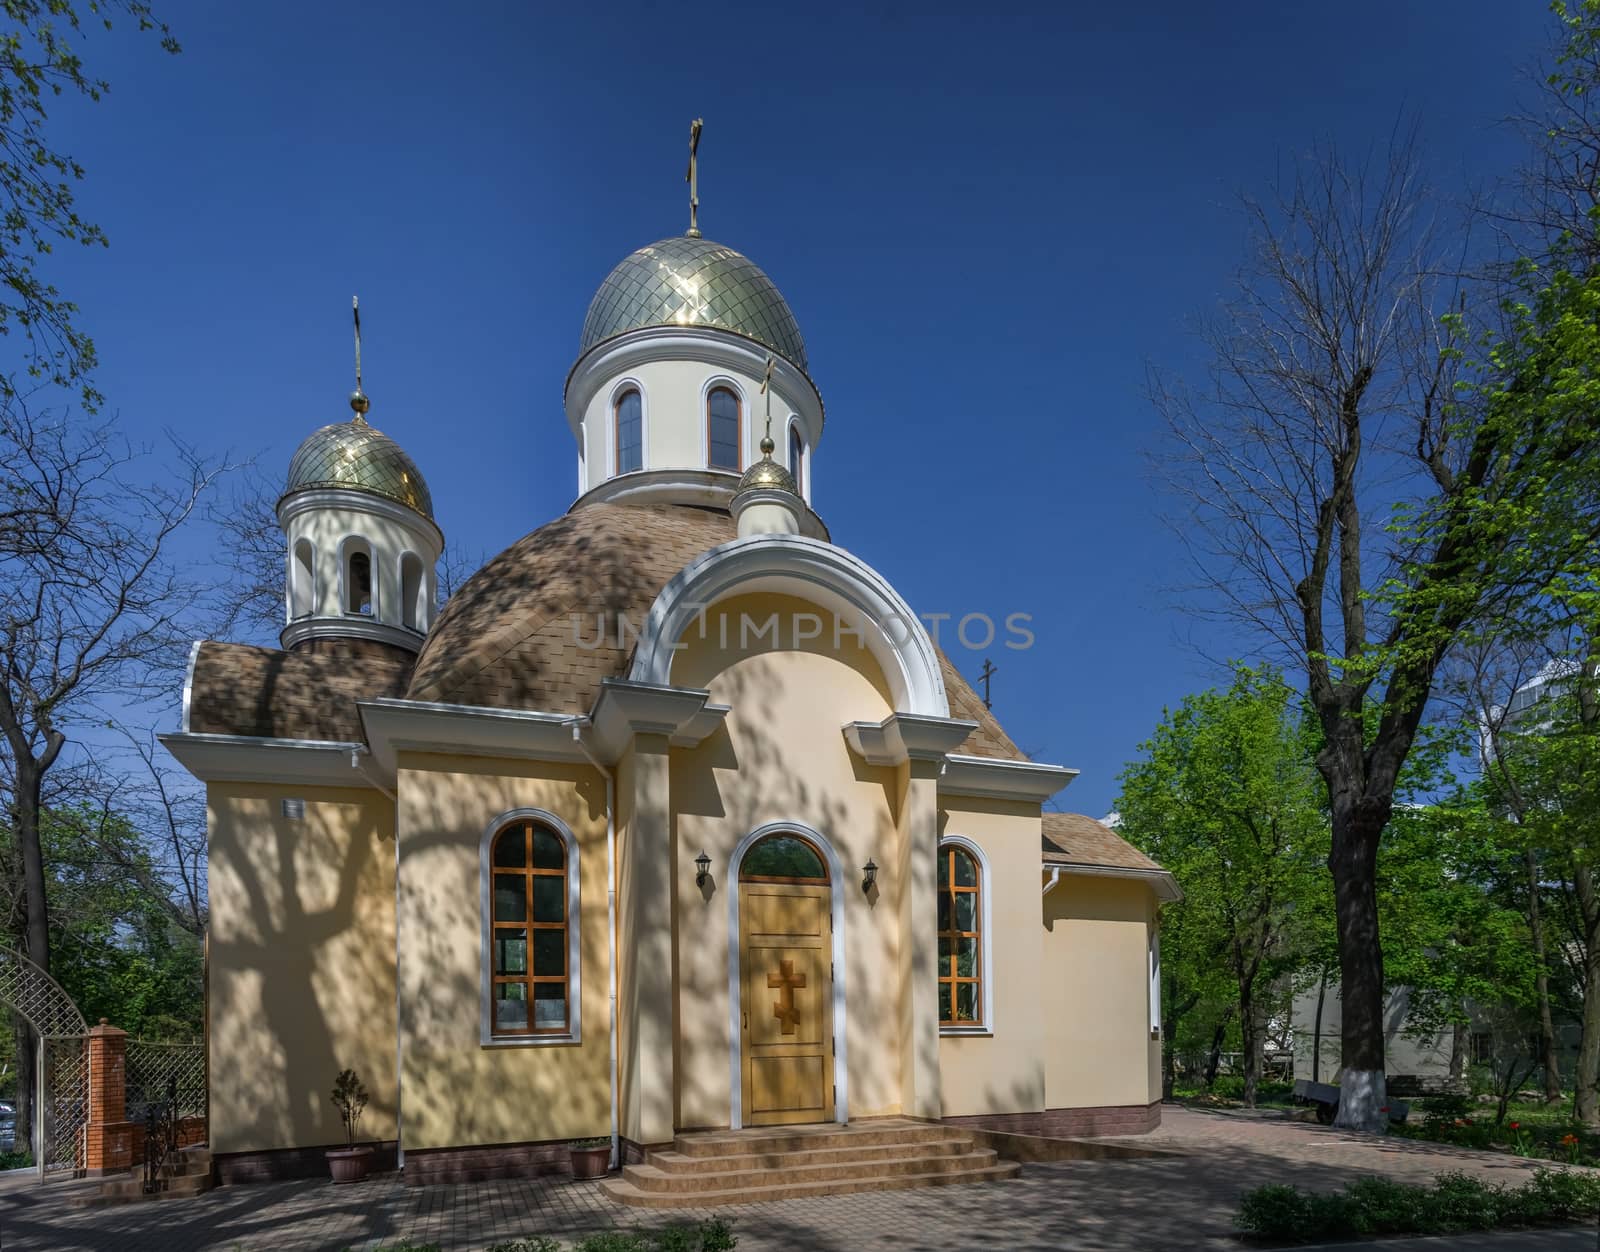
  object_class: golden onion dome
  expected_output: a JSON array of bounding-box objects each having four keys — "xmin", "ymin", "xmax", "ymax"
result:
[
  {"xmin": 733, "ymin": 436, "xmax": 798, "ymax": 499},
  {"xmin": 283, "ymin": 412, "xmax": 434, "ymax": 518},
  {"xmin": 579, "ymin": 236, "xmax": 808, "ymax": 373}
]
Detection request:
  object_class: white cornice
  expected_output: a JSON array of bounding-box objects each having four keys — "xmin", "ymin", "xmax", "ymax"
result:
[
  {"xmin": 565, "ymin": 325, "xmax": 824, "ymax": 448},
  {"xmin": 280, "ymin": 615, "xmax": 425, "ymax": 654},
  {"xmin": 842, "ymin": 714, "xmax": 977, "ymax": 766},
  {"xmin": 159, "ymin": 732, "xmax": 374, "ymax": 787},
  {"xmin": 587, "ymin": 679, "xmax": 729, "ymax": 761},
  {"xmin": 1042, "ymin": 861, "xmax": 1184, "ymax": 903},
  {"xmin": 938, "ymin": 753, "xmax": 1079, "ymax": 802},
  {"xmin": 356, "ymin": 697, "xmax": 588, "ymax": 778},
  {"xmin": 277, "ymin": 486, "xmax": 445, "ymax": 553}
]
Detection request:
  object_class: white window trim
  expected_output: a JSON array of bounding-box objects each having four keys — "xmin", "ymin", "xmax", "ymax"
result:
[
  {"xmin": 700, "ymin": 374, "xmax": 747, "ymax": 472},
  {"xmin": 479, "ymin": 807, "xmax": 583, "ymax": 1047},
  {"xmin": 289, "ymin": 538, "xmax": 316, "ymax": 622},
  {"xmin": 1149, "ymin": 926, "xmax": 1162, "ymax": 1037},
  {"xmin": 338, "ymin": 534, "xmax": 377, "ymax": 619},
  {"xmin": 608, "ymin": 377, "xmax": 648, "ymax": 478},
  {"xmin": 938, "ymin": 835, "xmax": 994, "ymax": 1037},
  {"xmin": 396, "ymin": 549, "xmax": 426, "ymax": 634},
  {"xmin": 785, "ymin": 414, "xmax": 809, "ymax": 504},
  {"xmin": 726, "ymin": 820, "xmax": 849, "ymax": 1128}
]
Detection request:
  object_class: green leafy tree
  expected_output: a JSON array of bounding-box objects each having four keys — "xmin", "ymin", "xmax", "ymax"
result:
[
  {"xmin": 0, "ymin": 0, "xmax": 178, "ymax": 406},
  {"xmin": 1119, "ymin": 666, "xmax": 1327, "ymax": 1106}
]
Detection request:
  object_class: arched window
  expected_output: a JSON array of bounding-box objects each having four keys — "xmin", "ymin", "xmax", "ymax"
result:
[
  {"xmin": 399, "ymin": 552, "xmax": 424, "ymax": 631},
  {"xmin": 788, "ymin": 423, "xmax": 806, "ymax": 498},
  {"xmin": 615, "ymin": 388, "xmax": 642, "ymax": 475},
  {"xmin": 487, "ymin": 817, "xmax": 576, "ymax": 1039},
  {"xmin": 291, "ymin": 540, "xmax": 315, "ymax": 619},
  {"xmin": 937, "ymin": 843, "xmax": 983, "ymax": 1027},
  {"xmin": 345, "ymin": 545, "xmax": 373, "ymax": 615},
  {"xmin": 707, "ymin": 385, "xmax": 741, "ymax": 471},
  {"xmin": 739, "ymin": 831, "xmax": 829, "ymax": 882}
]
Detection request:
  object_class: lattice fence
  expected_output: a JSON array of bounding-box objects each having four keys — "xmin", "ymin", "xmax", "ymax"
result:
[
  {"xmin": 0, "ymin": 947, "xmax": 87, "ymax": 1039},
  {"xmin": 125, "ymin": 1040, "xmax": 207, "ymax": 1125},
  {"xmin": 38, "ymin": 1035, "xmax": 89, "ymax": 1176}
]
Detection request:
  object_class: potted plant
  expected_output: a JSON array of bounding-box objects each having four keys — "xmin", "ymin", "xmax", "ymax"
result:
[
  {"xmin": 326, "ymin": 1068, "xmax": 373, "ymax": 1183},
  {"xmin": 568, "ymin": 1136, "xmax": 611, "ymax": 1179}
]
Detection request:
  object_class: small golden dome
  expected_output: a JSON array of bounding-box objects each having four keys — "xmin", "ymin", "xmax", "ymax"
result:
[
  {"xmin": 734, "ymin": 440, "xmax": 798, "ymax": 498},
  {"xmin": 283, "ymin": 416, "xmax": 433, "ymax": 518}
]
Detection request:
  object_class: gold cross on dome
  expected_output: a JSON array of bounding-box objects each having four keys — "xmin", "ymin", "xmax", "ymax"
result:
[
  {"xmin": 768, "ymin": 958, "xmax": 806, "ymax": 1035},
  {"xmin": 759, "ymin": 355, "xmax": 775, "ymax": 440},
  {"xmin": 686, "ymin": 118, "xmax": 704, "ymax": 238}
]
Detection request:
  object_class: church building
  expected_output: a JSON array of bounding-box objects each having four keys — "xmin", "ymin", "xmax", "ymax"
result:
[{"xmin": 164, "ymin": 160, "xmax": 1178, "ymax": 1192}]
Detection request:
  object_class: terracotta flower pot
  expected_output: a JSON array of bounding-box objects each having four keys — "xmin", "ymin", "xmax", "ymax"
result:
[
  {"xmin": 568, "ymin": 1144, "xmax": 611, "ymax": 1179},
  {"xmin": 326, "ymin": 1146, "xmax": 374, "ymax": 1183}
]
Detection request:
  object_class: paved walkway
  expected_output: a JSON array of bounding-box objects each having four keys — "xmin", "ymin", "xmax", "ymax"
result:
[{"xmin": 0, "ymin": 1108, "xmax": 1590, "ymax": 1251}]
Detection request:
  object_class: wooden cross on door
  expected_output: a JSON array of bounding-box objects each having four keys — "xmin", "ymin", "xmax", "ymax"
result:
[{"xmin": 768, "ymin": 959, "xmax": 807, "ymax": 1035}]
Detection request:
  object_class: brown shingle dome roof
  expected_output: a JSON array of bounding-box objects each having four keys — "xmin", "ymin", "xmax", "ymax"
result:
[
  {"xmin": 408, "ymin": 502, "xmax": 1024, "ymax": 761},
  {"xmin": 189, "ymin": 638, "xmax": 413, "ymax": 742},
  {"xmin": 1041, "ymin": 812, "xmax": 1161, "ymax": 873}
]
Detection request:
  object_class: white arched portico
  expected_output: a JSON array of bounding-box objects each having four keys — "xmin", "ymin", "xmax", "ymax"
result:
[{"xmin": 628, "ymin": 534, "xmax": 950, "ymax": 718}]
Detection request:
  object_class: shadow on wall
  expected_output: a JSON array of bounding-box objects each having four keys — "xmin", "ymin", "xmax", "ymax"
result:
[{"xmin": 667, "ymin": 635, "xmax": 904, "ymax": 1128}]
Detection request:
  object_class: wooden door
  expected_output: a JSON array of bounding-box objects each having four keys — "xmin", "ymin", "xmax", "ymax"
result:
[{"xmin": 740, "ymin": 882, "xmax": 834, "ymax": 1126}]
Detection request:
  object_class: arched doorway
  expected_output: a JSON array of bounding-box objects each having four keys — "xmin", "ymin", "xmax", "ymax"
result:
[{"xmin": 733, "ymin": 830, "xmax": 835, "ymax": 1127}]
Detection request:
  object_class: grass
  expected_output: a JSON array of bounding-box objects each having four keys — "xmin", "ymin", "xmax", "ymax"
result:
[
  {"xmin": 1170, "ymin": 1077, "xmax": 1298, "ymax": 1108},
  {"xmin": 1236, "ymin": 1168, "xmax": 1600, "ymax": 1243}
]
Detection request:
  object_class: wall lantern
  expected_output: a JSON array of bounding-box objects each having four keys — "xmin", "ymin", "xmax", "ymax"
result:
[
  {"xmin": 861, "ymin": 859, "xmax": 878, "ymax": 894},
  {"xmin": 695, "ymin": 850, "xmax": 712, "ymax": 888}
]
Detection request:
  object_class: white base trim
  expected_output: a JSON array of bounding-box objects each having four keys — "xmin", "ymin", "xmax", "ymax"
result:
[{"xmin": 1332, "ymin": 1067, "xmax": 1388, "ymax": 1133}]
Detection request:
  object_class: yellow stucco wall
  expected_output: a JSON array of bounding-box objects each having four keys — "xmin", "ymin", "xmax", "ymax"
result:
[
  {"xmin": 669, "ymin": 593, "xmax": 905, "ymax": 1127},
  {"xmin": 207, "ymin": 782, "xmax": 398, "ymax": 1154},
  {"xmin": 1042, "ymin": 875, "xmax": 1159, "ymax": 1110},
  {"xmin": 393, "ymin": 754, "xmax": 612, "ymax": 1151},
  {"xmin": 935, "ymin": 798, "xmax": 1047, "ymax": 1117}
]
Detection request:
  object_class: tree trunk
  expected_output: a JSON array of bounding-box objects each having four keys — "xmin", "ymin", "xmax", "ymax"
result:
[
  {"xmin": 12, "ymin": 1018, "xmax": 33, "ymax": 1154},
  {"xmin": 1239, "ymin": 975, "xmax": 1262, "ymax": 1107},
  {"xmin": 1572, "ymin": 864, "xmax": 1600, "ymax": 1127},
  {"xmin": 1525, "ymin": 849, "xmax": 1563, "ymax": 1102},
  {"xmin": 1327, "ymin": 793, "xmax": 1389, "ymax": 1132},
  {"xmin": 1312, "ymin": 970, "xmax": 1328, "ymax": 1084},
  {"xmin": 1450, "ymin": 1020, "xmax": 1467, "ymax": 1090},
  {"xmin": 1204, "ymin": 1010, "xmax": 1232, "ymax": 1088}
]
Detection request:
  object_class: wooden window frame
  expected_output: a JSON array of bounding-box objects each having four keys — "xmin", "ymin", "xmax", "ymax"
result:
[
  {"xmin": 937, "ymin": 843, "xmax": 983, "ymax": 1028},
  {"xmin": 706, "ymin": 385, "xmax": 742, "ymax": 472},
  {"xmin": 614, "ymin": 387, "xmax": 643, "ymax": 475},
  {"xmin": 481, "ymin": 811, "xmax": 581, "ymax": 1045}
]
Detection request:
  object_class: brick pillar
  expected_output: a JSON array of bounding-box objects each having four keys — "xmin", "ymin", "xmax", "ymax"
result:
[{"xmin": 84, "ymin": 1019, "xmax": 133, "ymax": 1175}]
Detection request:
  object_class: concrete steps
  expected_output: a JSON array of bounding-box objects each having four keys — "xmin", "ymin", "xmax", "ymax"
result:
[
  {"xmin": 600, "ymin": 1119, "xmax": 1019, "ymax": 1209},
  {"xmin": 71, "ymin": 1144, "xmax": 213, "ymax": 1207}
]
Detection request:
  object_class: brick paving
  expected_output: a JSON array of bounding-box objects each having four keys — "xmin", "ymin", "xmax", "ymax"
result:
[{"xmin": 0, "ymin": 1108, "xmax": 1590, "ymax": 1252}]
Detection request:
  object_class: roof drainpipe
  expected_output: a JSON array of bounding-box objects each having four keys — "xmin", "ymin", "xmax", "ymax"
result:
[
  {"xmin": 1042, "ymin": 867, "xmax": 1062, "ymax": 898},
  {"xmin": 571, "ymin": 720, "xmax": 620, "ymax": 1173}
]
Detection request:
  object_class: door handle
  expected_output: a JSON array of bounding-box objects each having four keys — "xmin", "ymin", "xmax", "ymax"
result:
[{"xmin": 742, "ymin": 1010, "xmax": 748, "ymax": 1031}]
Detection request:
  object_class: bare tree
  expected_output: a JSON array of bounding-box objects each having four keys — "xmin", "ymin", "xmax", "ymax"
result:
[
  {"xmin": 0, "ymin": 395, "xmax": 223, "ymax": 1143},
  {"xmin": 1152, "ymin": 131, "xmax": 1600, "ymax": 1130}
]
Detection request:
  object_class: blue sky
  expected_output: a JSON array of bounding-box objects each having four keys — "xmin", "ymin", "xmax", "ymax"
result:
[{"xmin": 46, "ymin": 0, "xmax": 1557, "ymax": 814}]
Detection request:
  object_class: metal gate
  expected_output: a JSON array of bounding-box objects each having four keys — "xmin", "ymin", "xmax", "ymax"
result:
[{"xmin": 36, "ymin": 1034, "xmax": 89, "ymax": 1177}]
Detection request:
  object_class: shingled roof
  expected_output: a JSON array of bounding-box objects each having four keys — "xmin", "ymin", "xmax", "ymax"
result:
[
  {"xmin": 186, "ymin": 638, "xmax": 412, "ymax": 742},
  {"xmin": 1041, "ymin": 811, "xmax": 1163, "ymax": 873},
  {"xmin": 189, "ymin": 501, "xmax": 1024, "ymax": 761}
]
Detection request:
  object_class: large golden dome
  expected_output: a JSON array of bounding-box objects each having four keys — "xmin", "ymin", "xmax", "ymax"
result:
[
  {"xmin": 283, "ymin": 417, "xmax": 434, "ymax": 518},
  {"xmin": 579, "ymin": 236, "xmax": 808, "ymax": 372}
]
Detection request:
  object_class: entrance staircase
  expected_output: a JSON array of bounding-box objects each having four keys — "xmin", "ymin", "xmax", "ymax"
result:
[
  {"xmin": 72, "ymin": 1144, "xmax": 213, "ymax": 1207},
  {"xmin": 600, "ymin": 1118, "xmax": 1018, "ymax": 1208}
]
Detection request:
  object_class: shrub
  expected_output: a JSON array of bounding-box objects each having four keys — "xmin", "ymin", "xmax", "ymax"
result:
[
  {"xmin": 484, "ymin": 1241, "xmax": 560, "ymax": 1252},
  {"xmin": 1237, "ymin": 1169, "xmax": 1600, "ymax": 1242},
  {"xmin": 572, "ymin": 1235, "xmax": 650, "ymax": 1252},
  {"xmin": 0, "ymin": 1149, "xmax": 33, "ymax": 1170}
]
